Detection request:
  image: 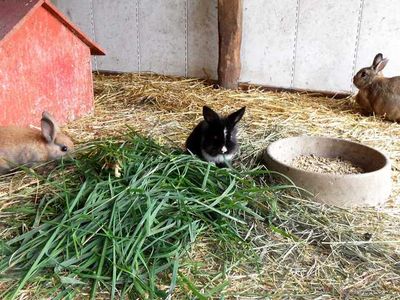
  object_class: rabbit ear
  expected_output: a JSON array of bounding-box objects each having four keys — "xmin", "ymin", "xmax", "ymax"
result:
[
  {"xmin": 374, "ymin": 58, "xmax": 389, "ymax": 72},
  {"xmin": 41, "ymin": 111, "xmax": 58, "ymax": 143},
  {"xmin": 203, "ymin": 106, "xmax": 220, "ymax": 123},
  {"xmin": 372, "ymin": 53, "xmax": 389, "ymax": 72},
  {"xmin": 372, "ymin": 53, "xmax": 383, "ymax": 66},
  {"xmin": 227, "ymin": 107, "xmax": 246, "ymax": 126}
]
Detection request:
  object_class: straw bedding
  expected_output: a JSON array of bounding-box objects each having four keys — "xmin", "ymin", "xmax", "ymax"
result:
[
  {"xmin": 1, "ymin": 73, "xmax": 400, "ymax": 298},
  {"xmin": 66, "ymin": 73, "xmax": 400, "ymax": 205}
]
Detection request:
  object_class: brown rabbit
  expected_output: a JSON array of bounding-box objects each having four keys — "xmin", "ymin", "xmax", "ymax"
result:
[
  {"xmin": 353, "ymin": 53, "xmax": 400, "ymax": 121},
  {"xmin": 0, "ymin": 111, "xmax": 74, "ymax": 174}
]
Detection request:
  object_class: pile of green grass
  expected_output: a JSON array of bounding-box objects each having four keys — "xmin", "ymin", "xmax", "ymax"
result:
[
  {"xmin": 2, "ymin": 133, "xmax": 399, "ymax": 299},
  {"xmin": 0, "ymin": 133, "xmax": 278, "ymax": 299}
]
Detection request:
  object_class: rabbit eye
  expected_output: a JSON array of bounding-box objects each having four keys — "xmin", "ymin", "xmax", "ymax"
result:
[
  {"xmin": 361, "ymin": 71, "xmax": 367, "ymax": 78},
  {"xmin": 61, "ymin": 145, "xmax": 68, "ymax": 152}
]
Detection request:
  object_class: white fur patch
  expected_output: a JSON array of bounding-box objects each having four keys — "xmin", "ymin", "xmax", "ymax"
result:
[
  {"xmin": 29, "ymin": 125, "xmax": 41, "ymax": 131},
  {"xmin": 221, "ymin": 128, "xmax": 228, "ymax": 153},
  {"xmin": 202, "ymin": 150, "xmax": 234, "ymax": 164}
]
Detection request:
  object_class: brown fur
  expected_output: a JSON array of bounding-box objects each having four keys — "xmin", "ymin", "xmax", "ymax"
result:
[
  {"xmin": 0, "ymin": 112, "xmax": 74, "ymax": 174},
  {"xmin": 353, "ymin": 53, "xmax": 400, "ymax": 121}
]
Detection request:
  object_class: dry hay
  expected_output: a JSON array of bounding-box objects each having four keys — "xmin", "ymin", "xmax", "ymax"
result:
[
  {"xmin": 65, "ymin": 72, "xmax": 400, "ymax": 206},
  {"xmin": 1, "ymin": 72, "xmax": 400, "ymax": 298},
  {"xmin": 291, "ymin": 154, "xmax": 365, "ymax": 175}
]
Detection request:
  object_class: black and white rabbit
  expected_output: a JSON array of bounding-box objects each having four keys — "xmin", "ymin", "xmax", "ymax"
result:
[{"xmin": 185, "ymin": 106, "xmax": 246, "ymax": 167}]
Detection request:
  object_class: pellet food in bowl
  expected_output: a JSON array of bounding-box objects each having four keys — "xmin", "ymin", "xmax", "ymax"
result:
[
  {"xmin": 263, "ymin": 136, "xmax": 391, "ymax": 208},
  {"xmin": 291, "ymin": 154, "xmax": 364, "ymax": 175}
]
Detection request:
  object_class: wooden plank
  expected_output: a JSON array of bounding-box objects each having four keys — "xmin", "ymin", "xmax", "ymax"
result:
[
  {"xmin": 97, "ymin": 70, "xmax": 350, "ymax": 99},
  {"xmin": 217, "ymin": 0, "xmax": 242, "ymax": 89},
  {"xmin": 239, "ymin": 83, "xmax": 350, "ymax": 99}
]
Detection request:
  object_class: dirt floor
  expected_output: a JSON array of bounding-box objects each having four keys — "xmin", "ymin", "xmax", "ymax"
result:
[{"xmin": 1, "ymin": 73, "xmax": 400, "ymax": 299}]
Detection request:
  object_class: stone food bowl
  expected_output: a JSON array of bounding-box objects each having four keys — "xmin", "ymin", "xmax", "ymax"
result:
[{"xmin": 263, "ymin": 136, "xmax": 391, "ymax": 208}]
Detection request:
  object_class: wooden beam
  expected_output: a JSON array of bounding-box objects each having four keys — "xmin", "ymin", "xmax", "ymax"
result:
[{"xmin": 217, "ymin": 0, "xmax": 243, "ymax": 89}]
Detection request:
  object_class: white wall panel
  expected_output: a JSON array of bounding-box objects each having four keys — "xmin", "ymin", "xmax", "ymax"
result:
[
  {"xmin": 293, "ymin": 0, "xmax": 361, "ymax": 92},
  {"xmin": 51, "ymin": 0, "xmax": 400, "ymax": 93},
  {"xmin": 93, "ymin": 1, "xmax": 138, "ymax": 72},
  {"xmin": 240, "ymin": 0, "xmax": 297, "ymax": 87},
  {"xmin": 187, "ymin": 0, "xmax": 218, "ymax": 79},
  {"xmin": 139, "ymin": 0, "xmax": 186, "ymax": 76},
  {"xmin": 354, "ymin": 0, "xmax": 400, "ymax": 88}
]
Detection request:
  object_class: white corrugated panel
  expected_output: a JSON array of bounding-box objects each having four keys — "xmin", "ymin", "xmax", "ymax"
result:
[{"xmin": 51, "ymin": 0, "xmax": 400, "ymax": 93}]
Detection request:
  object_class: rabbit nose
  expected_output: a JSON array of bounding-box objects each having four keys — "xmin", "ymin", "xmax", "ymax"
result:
[{"xmin": 221, "ymin": 146, "xmax": 227, "ymax": 153}]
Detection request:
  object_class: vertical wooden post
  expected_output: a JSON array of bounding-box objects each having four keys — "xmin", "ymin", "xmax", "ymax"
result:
[{"xmin": 217, "ymin": 0, "xmax": 243, "ymax": 89}]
